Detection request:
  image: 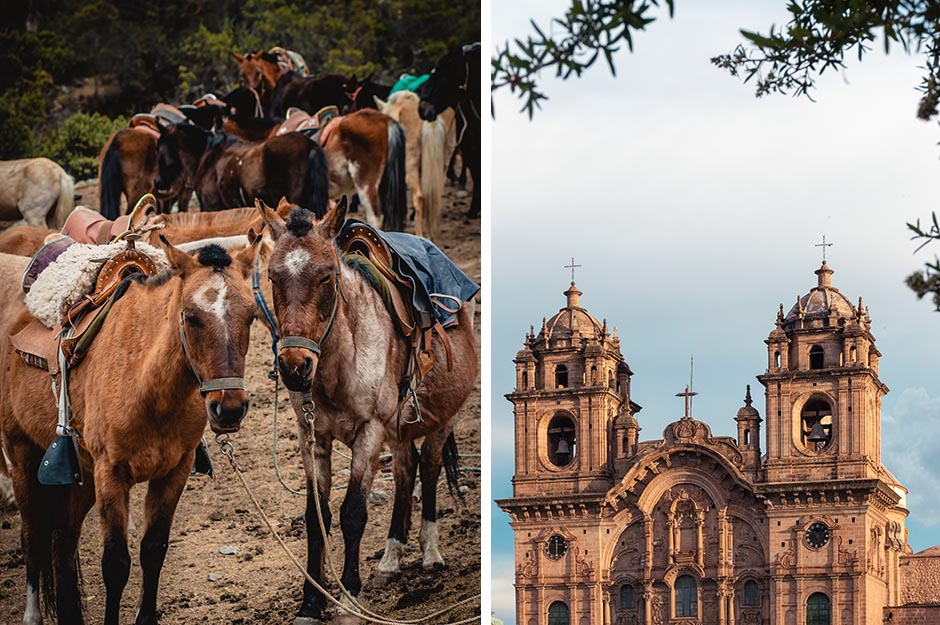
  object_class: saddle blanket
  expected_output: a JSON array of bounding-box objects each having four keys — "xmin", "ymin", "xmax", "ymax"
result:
[{"xmin": 340, "ymin": 220, "xmax": 478, "ymax": 328}]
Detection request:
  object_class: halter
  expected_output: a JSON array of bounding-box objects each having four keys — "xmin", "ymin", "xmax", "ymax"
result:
[
  {"xmin": 345, "ymin": 85, "xmax": 364, "ymax": 111},
  {"xmin": 277, "ymin": 266, "xmax": 341, "ymax": 360},
  {"xmin": 179, "ymin": 311, "xmax": 246, "ymax": 395}
]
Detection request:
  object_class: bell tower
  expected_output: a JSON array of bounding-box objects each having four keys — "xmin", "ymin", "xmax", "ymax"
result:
[
  {"xmin": 508, "ymin": 280, "xmax": 637, "ymax": 497},
  {"xmin": 757, "ymin": 260, "xmax": 910, "ymax": 624},
  {"xmin": 758, "ymin": 260, "xmax": 888, "ymax": 481}
]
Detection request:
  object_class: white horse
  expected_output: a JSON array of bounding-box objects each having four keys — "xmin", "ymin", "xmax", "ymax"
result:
[
  {"xmin": 0, "ymin": 158, "xmax": 75, "ymax": 228},
  {"xmin": 374, "ymin": 91, "xmax": 455, "ymax": 241}
]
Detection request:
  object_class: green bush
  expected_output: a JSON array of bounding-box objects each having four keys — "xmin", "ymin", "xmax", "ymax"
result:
[{"xmin": 38, "ymin": 112, "xmax": 126, "ymax": 180}]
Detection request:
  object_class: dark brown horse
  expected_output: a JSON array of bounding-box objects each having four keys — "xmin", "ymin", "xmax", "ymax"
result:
[
  {"xmin": 98, "ymin": 127, "xmax": 192, "ymax": 219},
  {"xmin": 419, "ymin": 44, "xmax": 480, "ymax": 219},
  {"xmin": 0, "ymin": 238, "xmax": 260, "ymax": 625},
  {"xmin": 155, "ymin": 123, "xmax": 329, "ymax": 215},
  {"xmin": 258, "ymin": 199, "xmax": 478, "ymax": 623}
]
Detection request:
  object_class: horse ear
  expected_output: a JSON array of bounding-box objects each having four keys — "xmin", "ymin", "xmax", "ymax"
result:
[
  {"xmin": 275, "ymin": 196, "xmax": 293, "ymax": 219},
  {"xmin": 256, "ymin": 199, "xmax": 286, "ymax": 240},
  {"xmin": 159, "ymin": 235, "xmax": 198, "ymax": 276},
  {"xmin": 232, "ymin": 231, "xmax": 263, "ymax": 279},
  {"xmin": 232, "ymin": 52, "xmax": 245, "ymax": 63},
  {"xmin": 321, "ymin": 195, "xmax": 348, "ymax": 239},
  {"xmin": 373, "ymin": 95, "xmax": 387, "ymax": 111}
]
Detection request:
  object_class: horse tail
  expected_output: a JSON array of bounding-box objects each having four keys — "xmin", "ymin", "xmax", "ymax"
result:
[
  {"xmin": 49, "ymin": 166, "xmax": 75, "ymax": 228},
  {"xmin": 380, "ymin": 120, "xmax": 406, "ymax": 232},
  {"xmin": 99, "ymin": 135, "xmax": 123, "ymax": 220},
  {"xmin": 442, "ymin": 431, "xmax": 463, "ymax": 503},
  {"xmin": 420, "ymin": 117, "xmax": 446, "ymax": 240},
  {"xmin": 302, "ymin": 142, "xmax": 329, "ymax": 218}
]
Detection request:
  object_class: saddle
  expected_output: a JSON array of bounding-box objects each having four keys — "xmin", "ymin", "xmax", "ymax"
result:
[
  {"xmin": 277, "ymin": 106, "xmax": 340, "ymax": 143},
  {"xmin": 128, "ymin": 115, "xmax": 161, "ymax": 140},
  {"xmin": 336, "ymin": 221, "xmax": 478, "ymax": 383}
]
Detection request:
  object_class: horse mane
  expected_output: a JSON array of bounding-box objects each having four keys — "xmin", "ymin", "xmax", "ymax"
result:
[
  {"xmin": 285, "ymin": 208, "xmax": 314, "ymax": 237},
  {"xmin": 158, "ymin": 206, "xmax": 257, "ymax": 229}
]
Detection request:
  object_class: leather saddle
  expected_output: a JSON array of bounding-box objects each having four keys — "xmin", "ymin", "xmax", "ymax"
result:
[
  {"xmin": 277, "ymin": 106, "xmax": 340, "ymax": 144},
  {"xmin": 337, "ymin": 221, "xmax": 451, "ymax": 378},
  {"xmin": 13, "ymin": 235, "xmax": 160, "ymax": 373}
]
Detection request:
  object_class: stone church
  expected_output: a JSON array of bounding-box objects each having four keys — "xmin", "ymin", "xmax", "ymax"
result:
[{"xmin": 497, "ymin": 261, "xmax": 940, "ymax": 625}]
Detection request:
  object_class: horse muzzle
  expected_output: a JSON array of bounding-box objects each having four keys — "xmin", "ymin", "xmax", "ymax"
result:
[
  {"xmin": 418, "ymin": 101, "xmax": 438, "ymax": 122},
  {"xmin": 205, "ymin": 391, "xmax": 250, "ymax": 433},
  {"xmin": 277, "ymin": 348, "xmax": 317, "ymax": 392}
]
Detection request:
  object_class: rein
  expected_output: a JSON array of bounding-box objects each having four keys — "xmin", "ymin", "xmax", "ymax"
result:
[{"xmin": 179, "ymin": 311, "xmax": 245, "ymax": 394}]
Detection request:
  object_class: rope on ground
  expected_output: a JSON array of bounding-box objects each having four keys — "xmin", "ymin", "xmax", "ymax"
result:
[{"xmin": 217, "ymin": 436, "xmax": 480, "ymax": 625}]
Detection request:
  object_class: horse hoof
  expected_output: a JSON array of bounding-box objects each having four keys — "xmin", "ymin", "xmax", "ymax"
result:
[
  {"xmin": 372, "ymin": 571, "xmax": 396, "ymax": 588},
  {"xmin": 423, "ymin": 560, "xmax": 446, "ymax": 572}
]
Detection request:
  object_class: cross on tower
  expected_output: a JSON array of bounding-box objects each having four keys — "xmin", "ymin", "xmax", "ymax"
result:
[
  {"xmin": 676, "ymin": 355, "xmax": 697, "ymax": 419},
  {"xmin": 815, "ymin": 235, "xmax": 833, "ymax": 262},
  {"xmin": 564, "ymin": 257, "xmax": 582, "ymax": 283}
]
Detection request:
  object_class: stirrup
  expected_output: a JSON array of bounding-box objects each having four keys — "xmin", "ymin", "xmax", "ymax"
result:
[{"xmin": 38, "ymin": 430, "xmax": 83, "ymax": 485}]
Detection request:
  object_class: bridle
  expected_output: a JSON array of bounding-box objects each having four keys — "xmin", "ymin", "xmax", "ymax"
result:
[
  {"xmin": 179, "ymin": 311, "xmax": 246, "ymax": 395},
  {"xmin": 345, "ymin": 85, "xmax": 364, "ymax": 111},
  {"xmin": 276, "ymin": 265, "xmax": 342, "ymax": 363}
]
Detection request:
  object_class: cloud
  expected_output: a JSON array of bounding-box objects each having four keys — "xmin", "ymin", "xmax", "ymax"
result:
[
  {"xmin": 491, "ymin": 552, "xmax": 517, "ymax": 625},
  {"xmin": 883, "ymin": 388, "xmax": 940, "ymax": 525}
]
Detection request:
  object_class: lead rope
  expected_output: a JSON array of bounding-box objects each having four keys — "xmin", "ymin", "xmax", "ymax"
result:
[{"xmin": 216, "ymin": 433, "xmax": 479, "ymax": 625}]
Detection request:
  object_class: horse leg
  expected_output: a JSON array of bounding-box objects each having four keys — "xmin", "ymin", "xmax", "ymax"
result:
[
  {"xmin": 337, "ymin": 420, "xmax": 384, "ymax": 618},
  {"xmin": 8, "ymin": 445, "xmax": 50, "ymax": 625},
  {"xmin": 52, "ymin": 482, "xmax": 96, "ymax": 625},
  {"xmin": 376, "ymin": 443, "xmax": 419, "ymax": 579},
  {"xmin": 419, "ymin": 429, "xmax": 450, "ymax": 569},
  {"xmin": 296, "ymin": 423, "xmax": 332, "ymax": 624},
  {"xmin": 94, "ymin": 465, "xmax": 132, "ymax": 625},
  {"xmin": 135, "ymin": 453, "xmax": 192, "ymax": 625}
]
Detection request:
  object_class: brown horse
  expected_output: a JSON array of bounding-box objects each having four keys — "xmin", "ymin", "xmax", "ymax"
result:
[
  {"xmin": 155, "ymin": 122, "xmax": 330, "ymax": 216},
  {"xmin": 0, "ymin": 159, "xmax": 75, "ymax": 228},
  {"xmin": 98, "ymin": 128, "xmax": 193, "ymax": 219},
  {"xmin": 258, "ymin": 199, "xmax": 477, "ymax": 623},
  {"xmin": 0, "ymin": 238, "xmax": 260, "ymax": 625},
  {"xmin": 375, "ymin": 92, "xmax": 455, "ymax": 240}
]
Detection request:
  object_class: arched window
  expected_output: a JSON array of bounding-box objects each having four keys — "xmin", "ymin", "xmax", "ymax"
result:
[
  {"xmin": 809, "ymin": 345, "xmax": 824, "ymax": 370},
  {"xmin": 590, "ymin": 365, "xmax": 597, "ymax": 384},
  {"xmin": 850, "ymin": 345, "xmax": 857, "ymax": 362},
  {"xmin": 555, "ymin": 364, "xmax": 568, "ymax": 388},
  {"xmin": 774, "ymin": 351, "xmax": 781, "ymax": 368},
  {"xmin": 548, "ymin": 601, "xmax": 570, "ymax": 625},
  {"xmin": 547, "ymin": 414, "xmax": 577, "ymax": 467},
  {"xmin": 806, "ymin": 593, "xmax": 831, "ymax": 625},
  {"xmin": 743, "ymin": 580, "xmax": 760, "ymax": 606},
  {"xmin": 521, "ymin": 371, "xmax": 528, "ymax": 389},
  {"xmin": 744, "ymin": 429, "xmax": 751, "ymax": 446},
  {"xmin": 801, "ymin": 398, "xmax": 833, "ymax": 450},
  {"xmin": 675, "ymin": 575, "xmax": 697, "ymax": 617},
  {"xmin": 619, "ymin": 585, "xmax": 635, "ymax": 610}
]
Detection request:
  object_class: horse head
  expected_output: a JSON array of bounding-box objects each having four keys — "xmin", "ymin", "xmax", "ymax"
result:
[
  {"xmin": 232, "ymin": 49, "xmax": 266, "ymax": 91},
  {"xmin": 419, "ymin": 44, "xmax": 480, "ymax": 121},
  {"xmin": 159, "ymin": 235, "xmax": 261, "ymax": 433},
  {"xmin": 155, "ymin": 122, "xmax": 210, "ymax": 197},
  {"xmin": 257, "ymin": 196, "xmax": 348, "ymax": 393}
]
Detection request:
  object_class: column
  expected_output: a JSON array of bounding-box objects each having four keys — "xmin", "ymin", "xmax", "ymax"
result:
[
  {"xmin": 665, "ymin": 513, "xmax": 674, "ymax": 562},
  {"xmin": 718, "ymin": 586, "xmax": 727, "ymax": 625},
  {"xmin": 695, "ymin": 510, "xmax": 705, "ymax": 569},
  {"xmin": 603, "ymin": 590, "xmax": 610, "ymax": 625},
  {"xmin": 727, "ymin": 584, "xmax": 736, "ymax": 625},
  {"xmin": 642, "ymin": 581, "xmax": 654, "ymax": 625},
  {"xmin": 644, "ymin": 516, "xmax": 654, "ymax": 576}
]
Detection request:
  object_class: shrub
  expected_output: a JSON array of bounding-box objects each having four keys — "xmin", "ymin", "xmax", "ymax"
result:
[{"xmin": 38, "ymin": 112, "xmax": 126, "ymax": 180}]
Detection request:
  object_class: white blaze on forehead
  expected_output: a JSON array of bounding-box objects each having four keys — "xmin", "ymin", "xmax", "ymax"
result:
[
  {"xmin": 192, "ymin": 273, "xmax": 229, "ymax": 332},
  {"xmin": 282, "ymin": 248, "xmax": 310, "ymax": 277}
]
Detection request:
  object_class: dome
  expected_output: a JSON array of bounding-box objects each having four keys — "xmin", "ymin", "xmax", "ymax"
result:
[
  {"xmin": 783, "ymin": 261, "xmax": 858, "ymax": 327},
  {"xmin": 538, "ymin": 281, "xmax": 606, "ymax": 341},
  {"xmin": 736, "ymin": 385, "xmax": 760, "ymax": 419}
]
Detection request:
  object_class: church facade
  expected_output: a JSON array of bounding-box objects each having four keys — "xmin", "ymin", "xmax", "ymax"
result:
[{"xmin": 497, "ymin": 262, "xmax": 940, "ymax": 625}]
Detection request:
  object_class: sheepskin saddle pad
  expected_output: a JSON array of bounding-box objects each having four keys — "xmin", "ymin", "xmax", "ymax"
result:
[{"xmin": 24, "ymin": 239, "xmax": 169, "ymax": 329}]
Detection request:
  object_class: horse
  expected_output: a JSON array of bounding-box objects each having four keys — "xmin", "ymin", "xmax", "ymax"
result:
[
  {"xmin": 419, "ymin": 43, "xmax": 480, "ymax": 219},
  {"xmin": 258, "ymin": 198, "xmax": 478, "ymax": 623},
  {"xmin": 0, "ymin": 237, "xmax": 260, "ymax": 625},
  {"xmin": 98, "ymin": 127, "xmax": 193, "ymax": 219},
  {"xmin": 269, "ymin": 71, "xmax": 352, "ymax": 120},
  {"xmin": 0, "ymin": 159, "xmax": 75, "ymax": 228},
  {"xmin": 345, "ymin": 76, "xmax": 391, "ymax": 112},
  {"xmin": 374, "ymin": 91, "xmax": 454, "ymax": 240},
  {"xmin": 154, "ymin": 122, "xmax": 329, "ymax": 216}
]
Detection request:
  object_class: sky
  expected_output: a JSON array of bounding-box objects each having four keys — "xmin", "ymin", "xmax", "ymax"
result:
[{"xmin": 490, "ymin": 2, "xmax": 940, "ymax": 622}]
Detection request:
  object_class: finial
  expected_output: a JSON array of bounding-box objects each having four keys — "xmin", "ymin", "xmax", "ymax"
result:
[
  {"xmin": 613, "ymin": 326, "xmax": 619, "ymax": 341},
  {"xmin": 602, "ymin": 318, "xmax": 608, "ymax": 336},
  {"xmin": 776, "ymin": 303, "xmax": 784, "ymax": 325},
  {"xmin": 744, "ymin": 384, "xmax": 753, "ymax": 407},
  {"xmin": 564, "ymin": 257, "xmax": 582, "ymax": 283},
  {"xmin": 815, "ymin": 235, "xmax": 833, "ymax": 262},
  {"xmin": 796, "ymin": 294, "xmax": 803, "ymax": 315}
]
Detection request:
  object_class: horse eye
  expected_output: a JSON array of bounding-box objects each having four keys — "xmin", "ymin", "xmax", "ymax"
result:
[
  {"xmin": 186, "ymin": 314, "xmax": 205, "ymax": 328},
  {"xmin": 318, "ymin": 275, "xmax": 331, "ymax": 286}
]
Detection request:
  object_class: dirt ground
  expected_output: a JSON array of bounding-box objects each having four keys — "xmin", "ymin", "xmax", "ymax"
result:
[{"xmin": 0, "ymin": 182, "xmax": 482, "ymax": 623}]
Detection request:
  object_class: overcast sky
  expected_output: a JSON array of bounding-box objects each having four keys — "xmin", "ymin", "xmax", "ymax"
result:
[{"xmin": 490, "ymin": 2, "xmax": 940, "ymax": 622}]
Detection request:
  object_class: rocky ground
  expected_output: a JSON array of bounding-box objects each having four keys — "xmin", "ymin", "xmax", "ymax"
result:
[{"xmin": 0, "ymin": 183, "xmax": 481, "ymax": 624}]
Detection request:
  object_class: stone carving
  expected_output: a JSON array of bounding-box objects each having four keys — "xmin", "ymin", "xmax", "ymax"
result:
[
  {"xmin": 740, "ymin": 608, "xmax": 762, "ymax": 625},
  {"xmin": 837, "ymin": 536, "xmax": 858, "ymax": 567},
  {"xmin": 651, "ymin": 594, "xmax": 665, "ymax": 625},
  {"xmin": 777, "ymin": 549, "xmax": 795, "ymax": 569}
]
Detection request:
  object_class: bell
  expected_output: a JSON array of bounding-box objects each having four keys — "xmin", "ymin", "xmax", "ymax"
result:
[
  {"xmin": 807, "ymin": 421, "xmax": 829, "ymax": 443},
  {"xmin": 37, "ymin": 433, "xmax": 83, "ymax": 485},
  {"xmin": 556, "ymin": 439, "xmax": 571, "ymax": 455}
]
